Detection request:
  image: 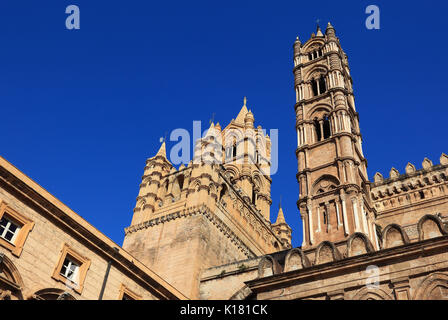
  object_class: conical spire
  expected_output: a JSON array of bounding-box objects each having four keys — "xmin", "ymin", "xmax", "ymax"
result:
[
  {"xmin": 275, "ymin": 205, "xmax": 286, "ymax": 224},
  {"xmin": 326, "ymin": 21, "xmax": 336, "ymax": 36},
  {"xmin": 316, "ymin": 25, "xmax": 324, "ymax": 37},
  {"xmin": 156, "ymin": 141, "xmax": 167, "ymax": 158}
]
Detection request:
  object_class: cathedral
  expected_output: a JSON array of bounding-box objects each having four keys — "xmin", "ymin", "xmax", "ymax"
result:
[{"xmin": 0, "ymin": 23, "xmax": 447, "ymax": 300}]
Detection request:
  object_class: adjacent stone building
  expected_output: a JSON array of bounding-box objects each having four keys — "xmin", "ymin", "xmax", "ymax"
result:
[
  {"xmin": 1, "ymin": 23, "xmax": 447, "ymax": 300},
  {"xmin": 0, "ymin": 157, "xmax": 186, "ymax": 300}
]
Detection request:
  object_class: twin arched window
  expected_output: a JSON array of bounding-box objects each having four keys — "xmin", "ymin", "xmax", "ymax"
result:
[
  {"xmin": 311, "ymin": 75, "xmax": 327, "ymax": 97},
  {"xmin": 313, "ymin": 115, "xmax": 331, "ymax": 141},
  {"xmin": 308, "ymin": 48, "xmax": 323, "ymax": 61}
]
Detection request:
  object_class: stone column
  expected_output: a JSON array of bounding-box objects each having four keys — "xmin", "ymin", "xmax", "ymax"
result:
[
  {"xmin": 341, "ymin": 193, "xmax": 349, "ymax": 236},
  {"xmin": 352, "ymin": 197, "xmax": 361, "ymax": 232},
  {"xmin": 307, "ymin": 204, "xmax": 314, "ymax": 245}
]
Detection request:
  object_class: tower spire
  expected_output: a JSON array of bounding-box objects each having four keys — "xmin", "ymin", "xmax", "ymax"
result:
[{"xmin": 155, "ymin": 139, "xmax": 167, "ymax": 158}]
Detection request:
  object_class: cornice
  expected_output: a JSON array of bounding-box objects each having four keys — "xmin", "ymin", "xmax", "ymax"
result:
[{"xmin": 124, "ymin": 205, "xmax": 256, "ymax": 259}]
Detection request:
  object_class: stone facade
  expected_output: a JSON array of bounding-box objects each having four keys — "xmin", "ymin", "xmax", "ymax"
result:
[{"xmin": 0, "ymin": 156, "xmax": 186, "ymax": 300}]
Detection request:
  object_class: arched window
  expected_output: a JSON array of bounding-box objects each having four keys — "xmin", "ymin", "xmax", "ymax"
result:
[
  {"xmin": 319, "ymin": 76, "xmax": 327, "ymax": 93},
  {"xmin": 311, "ymin": 75, "xmax": 327, "ymax": 97},
  {"xmin": 323, "ymin": 115, "xmax": 331, "ymax": 139},
  {"xmin": 232, "ymin": 138, "xmax": 237, "ymax": 158},
  {"xmin": 314, "ymin": 119, "xmax": 321, "ymax": 142},
  {"xmin": 252, "ymin": 188, "xmax": 257, "ymax": 206},
  {"xmin": 311, "ymin": 79, "xmax": 319, "ymax": 96}
]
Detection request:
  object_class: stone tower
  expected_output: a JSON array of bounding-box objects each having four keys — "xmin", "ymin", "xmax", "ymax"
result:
[
  {"xmin": 294, "ymin": 23, "xmax": 379, "ymax": 250},
  {"xmin": 122, "ymin": 100, "xmax": 290, "ymax": 299}
]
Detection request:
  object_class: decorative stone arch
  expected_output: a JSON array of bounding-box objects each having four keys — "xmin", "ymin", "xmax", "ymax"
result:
[
  {"xmin": 257, "ymin": 255, "xmax": 281, "ymax": 278},
  {"xmin": 136, "ymin": 198, "xmax": 146, "ymax": 211},
  {"xmin": 157, "ymin": 178, "xmax": 169, "ymax": 199},
  {"xmin": 382, "ymin": 224, "xmax": 410, "ymax": 249},
  {"xmin": 223, "ymin": 128, "xmax": 244, "ymax": 146},
  {"xmin": 284, "ymin": 248, "xmax": 311, "ymax": 272},
  {"xmin": 208, "ymin": 183, "xmax": 217, "ymax": 197},
  {"xmin": 312, "ymin": 175, "xmax": 340, "ymax": 196},
  {"xmin": 307, "ymin": 103, "xmax": 332, "ymax": 120},
  {"xmin": 413, "ymin": 272, "xmax": 448, "ymax": 300},
  {"xmin": 352, "ymin": 287, "xmax": 394, "ymax": 300},
  {"xmin": 31, "ymin": 288, "xmax": 76, "ymax": 300},
  {"xmin": 229, "ymin": 285, "xmax": 253, "ymax": 300},
  {"xmin": 223, "ymin": 165, "xmax": 240, "ymax": 181},
  {"xmin": 0, "ymin": 253, "xmax": 24, "ymax": 300},
  {"xmin": 314, "ymin": 241, "xmax": 342, "ymax": 265},
  {"xmin": 345, "ymin": 233, "xmax": 374, "ymax": 258},
  {"xmin": 252, "ymin": 172, "xmax": 264, "ymax": 192},
  {"xmin": 417, "ymin": 214, "xmax": 447, "ymax": 241},
  {"xmin": 302, "ymin": 39, "xmax": 325, "ymax": 53},
  {"xmin": 304, "ymin": 65, "xmax": 329, "ymax": 82}
]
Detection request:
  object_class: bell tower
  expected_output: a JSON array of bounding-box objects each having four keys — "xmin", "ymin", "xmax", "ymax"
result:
[{"xmin": 294, "ymin": 23, "xmax": 379, "ymax": 250}]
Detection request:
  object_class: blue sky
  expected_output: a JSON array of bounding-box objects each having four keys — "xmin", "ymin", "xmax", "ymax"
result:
[{"xmin": 0, "ymin": 1, "xmax": 446, "ymax": 248}]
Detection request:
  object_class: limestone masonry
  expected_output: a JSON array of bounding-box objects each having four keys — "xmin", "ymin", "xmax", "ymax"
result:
[{"xmin": 1, "ymin": 23, "xmax": 447, "ymax": 300}]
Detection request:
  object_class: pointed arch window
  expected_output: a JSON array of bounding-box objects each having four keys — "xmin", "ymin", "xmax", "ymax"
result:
[
  {"xmin": 323, "ymin": 115, "xmax": 331, "ymax": 139},
  {"xmin": 252, "ymin": 188, "xmax": 257, "ymax": 206},
  {"xmin": 311, "ymin": 75, "xmax": 327, "ymax": 97},
  {"xmin": 314, "ymin": 119, "xmax": 322, "ymax": 142}
]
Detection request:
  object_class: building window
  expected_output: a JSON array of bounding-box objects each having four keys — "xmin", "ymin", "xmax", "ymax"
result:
[
  {"xmin": 0, "ymin": 202, "xmax": 34, "ymax": 257},
  {"xmin": 0, "ymin": 216, "xmax": 21, "ymax": 244},
  {"xmin": 60, "ymin": 257, "xmax": 80, "ymax": 283},
  {"xmin": 308, "ymin": 48, "xmax": 323, "ymax": 61},
  {"xmin": 118, "ymin": 284, "xmax": 141, "ymax": 300},
  {"xmin": 311, "ymin": 76, "xmax": 327, "ymax": 97},
  {"xmin": 52, "ymin": 244, "xmax": 90, "ymax": 294},
  {"xmin": 323, "ymin": 115, "xmax": 331, "ymax": 139}
]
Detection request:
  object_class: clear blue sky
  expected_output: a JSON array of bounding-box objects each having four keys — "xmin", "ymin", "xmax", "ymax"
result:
[{"xmin": 1, "ymin": 1, "xmax": 446, "ymax": 248}]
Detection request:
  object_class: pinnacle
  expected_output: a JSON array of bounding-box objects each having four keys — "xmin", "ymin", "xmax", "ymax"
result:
[
  {"xmin": 275, "ymin": 206, "xmax": 286, "ymax": 224},
  {"xmin": 235, "ymin": 98, "xmax": 249, "ymax": 124},
  {"xmin": 156, "ymin": 141, "xmax": 167, "ymax": 158}
]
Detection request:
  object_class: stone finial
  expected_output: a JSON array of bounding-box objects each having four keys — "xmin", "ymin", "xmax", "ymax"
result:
[
  {"xmin": 405, "ymin": 163, "xmax": 416, "ymax": 175},
  {"xmin": 422, "ymin": 158, "xmax": 433, "ymax": 169},
  {"xmin": 440, "ymin": 153, "xmax": 448, "ymax": 165},
  {"xmin": 316, "ymin": 26, "xmax": 324, "ymax": 37},
  {"xmin": 374, "ymin": 172, "xmax": 383, "ymax": 183},
  {"xmin": 295, "ymin": 36, "xmax": 301, "ymax": 43},
  {"xmin": 389, "ymin": 168, "xmax": 399, "ymax": 179},
  {"xmin": 179, "ymin": 163, "xmax": 186, "ymax": 171}
]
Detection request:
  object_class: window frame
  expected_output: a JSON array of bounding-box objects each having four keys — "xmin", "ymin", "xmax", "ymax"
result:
[
  {"xmin": 118, "ymin": 283, "xmax": 141, "ymax": 300},
  {"xmin": 0, "ymin": 201, "xmax": 34, "ymax": 257},
  {"xmin": 52, "ymin": 244, "xmax": 91, "ymax": 294}
]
